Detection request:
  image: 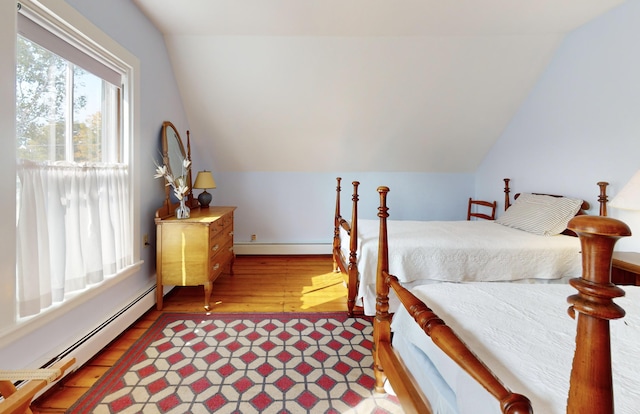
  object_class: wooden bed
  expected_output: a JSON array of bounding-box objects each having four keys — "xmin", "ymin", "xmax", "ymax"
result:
[
  {"xmin": 372, "ymin": 185, "xmax": 638, "ymax": 414},
  {"xmin": 333, "ymin": 177, "xmax": 610, "ymax": 316}
]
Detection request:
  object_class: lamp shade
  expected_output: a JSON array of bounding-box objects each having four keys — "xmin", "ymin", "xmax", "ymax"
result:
[
  {"xmin": 193, "ymin": 171, "xmax": 216, "ymax": 189},
  {"xmin": 610, "ymin": 170, "xmax": 640, "ymax": 211}
]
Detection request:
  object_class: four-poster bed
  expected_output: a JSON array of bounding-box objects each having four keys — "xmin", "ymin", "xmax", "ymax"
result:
[
  {"xmin": 372, "ymin": 185, "xmax": 640, "ymax": 413},
  {"xmin": 333, "ymin": 177, "xmax": 610, "ymax": 316}
]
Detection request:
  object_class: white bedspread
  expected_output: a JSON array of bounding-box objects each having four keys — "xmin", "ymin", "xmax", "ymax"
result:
[
  {"xmin": 391, "ymin": 283, "xmax": 640, "ymax": 414},
  {"xmin": 342, "ymin": 220, "xmax": 582, "ymax": 315}
]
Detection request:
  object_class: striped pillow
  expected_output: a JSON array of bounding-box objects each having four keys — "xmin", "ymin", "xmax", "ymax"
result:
[{"xmin": 496, "ymin": 193, "xmax": 583, "ymax": 236}]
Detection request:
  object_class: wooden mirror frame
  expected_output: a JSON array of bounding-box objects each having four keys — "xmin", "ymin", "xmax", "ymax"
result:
[{"xmin": 156, "ymin": 121, "xmax": 198, "ymax": 219}]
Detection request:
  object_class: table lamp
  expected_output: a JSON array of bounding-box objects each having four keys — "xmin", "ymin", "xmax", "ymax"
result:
[
  {"xmin": 193, "ymin": 170, "xmax": 216, "ymax": 208},
  {"xmin": 610, "ymin": 170, "xmax": 640, "ymax": 211}
]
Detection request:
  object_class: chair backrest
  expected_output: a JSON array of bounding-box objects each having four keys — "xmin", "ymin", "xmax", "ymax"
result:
[{"xmin": 467, "ymin": 198, "xmax": 497, "ymax": 221}]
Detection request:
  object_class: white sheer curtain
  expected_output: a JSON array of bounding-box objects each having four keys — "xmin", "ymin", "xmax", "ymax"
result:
[{"xmin": 16, "ymin": 160, "xmax": 132, "ymax": 317}]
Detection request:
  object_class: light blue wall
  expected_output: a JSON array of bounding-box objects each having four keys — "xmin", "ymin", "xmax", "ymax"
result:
[
  {"xmin": 0, "ymin": 0, "xmax": 189, "ymax": 369},
  {"xmin": 214, "ymin": 172, "xmax": 474, "ymax": 244},
  {"xmin": 476, "ymin": 0, "xmax": 640, "ymax": 251}
]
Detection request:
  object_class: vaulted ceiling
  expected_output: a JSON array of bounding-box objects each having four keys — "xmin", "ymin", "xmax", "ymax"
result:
[{"xmin": 133, "ymin": 0, "xmax": 625, "ymax": 172}]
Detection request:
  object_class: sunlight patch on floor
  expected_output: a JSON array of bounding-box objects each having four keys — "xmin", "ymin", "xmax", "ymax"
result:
[{"xmin": 299, "ymin": 271, "xmax": 347, "ymax": 310}]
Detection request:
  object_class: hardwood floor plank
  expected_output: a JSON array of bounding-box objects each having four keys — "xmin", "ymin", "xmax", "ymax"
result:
[
  {"xmin": 31, "ymin": 255, "xmax": 342, "ymax": 413},
  {"xmin": 60, "ymin": 366, "xmax": 109, "ymax": 388}
]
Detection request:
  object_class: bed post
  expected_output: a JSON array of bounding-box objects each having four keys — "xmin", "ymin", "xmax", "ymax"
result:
[
  {"xmin": 347, "ymin": 181, "xmax": 360, "ymax": 316},
  {"xmin": 566, "ymin": 215, "xmax": 630, "ymax": 414},
  {"xmin": 504, "ymin": 178, "xmax": 511, "ymax": 210},
  {"xmin": 597, "ymin": 181, "xmax": 609, "ymax": 217},
  {"xmin": 333, "ymin": 177, "xmax": 342, "ymax": 273},
  {"xmin": 373, "ymin": 186, "xmax": 391, "ymax": 394}
]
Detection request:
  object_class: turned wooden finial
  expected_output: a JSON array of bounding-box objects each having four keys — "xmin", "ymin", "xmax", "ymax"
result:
[
  {"xmin": 597, "ymin": 181, "xmax": 609, "ymax": 217},
  {"xmin": 504, "ymin": 178, "xmax": 511, "ymax": 210},
  {"xmin": 566, "ymin": 215, "xmax": 630, "ymax": 414}
]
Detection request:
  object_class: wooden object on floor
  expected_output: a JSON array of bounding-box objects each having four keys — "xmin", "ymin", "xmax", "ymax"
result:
[
  {"xmin": 611, "ymin": 251, "xmax": 640, "ymax": 285},
  {"xmin": 0, "ymin": 358, "xmax": 75, "ymax": 414},
  {"xmin": 30, "ymin": 255, "xmax": 342, "ymax": 413},
  {"xmin": 155, "ymin": 206, "xmax": 236, "ymax": 310}
]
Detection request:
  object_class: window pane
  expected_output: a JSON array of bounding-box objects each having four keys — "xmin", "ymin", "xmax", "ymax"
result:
[
  {"xmin": 73, "ymin": 68, "xmax": 103, "ymax": 162},
  {"xmin": 16, "ymin": 36, "xmax": 68, "ymax": 162}
]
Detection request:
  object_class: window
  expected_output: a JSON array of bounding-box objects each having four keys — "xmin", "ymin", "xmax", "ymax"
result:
[
  {"xmin": 16, "ymin": 13, "xmax": 122, "ymax": 164},
  {"xmin": 13, "ymin": 2, "xmax": 136, "ymax": 320}
]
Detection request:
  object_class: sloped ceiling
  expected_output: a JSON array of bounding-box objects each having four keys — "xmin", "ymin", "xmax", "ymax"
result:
[{"xmin": 133, "ymin": 0, "xmax": 625, "ymax": 172}]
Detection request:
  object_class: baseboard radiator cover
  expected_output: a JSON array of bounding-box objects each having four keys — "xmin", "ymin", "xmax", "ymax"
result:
[
  {"xmin": 234, "ymin": 243, "xmax": 331, "ymax": 255},
  {"xmin": 31, "ymin": 283, "xmax": 156, "ymax": 400}
]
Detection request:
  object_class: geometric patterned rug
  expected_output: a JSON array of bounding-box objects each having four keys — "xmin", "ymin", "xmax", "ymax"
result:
[{"xmin": 68, "ymin": 312, "xmax": 403, "ymax": 413}]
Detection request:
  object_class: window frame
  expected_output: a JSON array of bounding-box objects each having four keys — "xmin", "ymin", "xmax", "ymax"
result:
[{"xmin": 0, "ymin": 0, "xmax": 141, "ymax": 343}]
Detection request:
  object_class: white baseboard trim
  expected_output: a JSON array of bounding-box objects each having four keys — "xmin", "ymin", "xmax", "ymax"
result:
[{"xmin": 234, "ymin": 243, "xmax": 332, "ymax": 255}]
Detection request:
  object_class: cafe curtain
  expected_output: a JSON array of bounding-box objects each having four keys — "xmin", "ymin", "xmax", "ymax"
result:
[{"xmin": 16, "ymin": 160, "xmax": 132, "ymax": 317}]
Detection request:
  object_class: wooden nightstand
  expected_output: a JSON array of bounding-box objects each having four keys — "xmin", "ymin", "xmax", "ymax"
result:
[{"xmin": 611, "ymin": 252, "xmax": 640, "ymax": 286}]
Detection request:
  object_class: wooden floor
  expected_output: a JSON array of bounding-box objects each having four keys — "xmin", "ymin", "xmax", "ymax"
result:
[{"xmin": 32, "ymin": 255, "xmax": 345, "ymax": 413}]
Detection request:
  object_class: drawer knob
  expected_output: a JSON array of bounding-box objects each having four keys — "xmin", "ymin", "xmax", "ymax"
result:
[
  {"xmin": 212, "ymin": 263, "xmax": 220, "ymax": 271},
  {"xmin": 229, "ymin": 231, "xmax": 234, "ymax": 236},
  {"xmin": 212, "ymin": 244, "xmax": 219, "ymax": 252}
]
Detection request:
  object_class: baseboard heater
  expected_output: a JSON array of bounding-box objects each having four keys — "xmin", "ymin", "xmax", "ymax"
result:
[{"xmin": 31, "ymin": 283, "xmax": 156, "ymax": 398}]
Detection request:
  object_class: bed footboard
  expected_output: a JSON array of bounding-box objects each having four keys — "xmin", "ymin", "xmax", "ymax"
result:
[
  {"xmin": 373, "ymin": 185, "xmax": 628, "ymax": 414},
  {"xmin": 373, "ymin": 186, "xmax": 532, "ymax": 414}
]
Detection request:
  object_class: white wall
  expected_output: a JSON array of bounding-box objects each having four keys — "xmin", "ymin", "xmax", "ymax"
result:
[
  {"xmin": 476, "ymin": 0, "xmax": 640, "ymax": 251},
  {"xmin": 0, "ymin": 0, "xmax": 189, "ymax": 369}
]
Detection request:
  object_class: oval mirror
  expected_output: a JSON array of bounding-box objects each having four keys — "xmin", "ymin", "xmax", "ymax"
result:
[
  {"xmin": 164, "ymin": 122, "xmax": 186, "ymax": 180},
  {"xmin": 158, "ymin": 121, "xmax": 194, "ymax": 217}
]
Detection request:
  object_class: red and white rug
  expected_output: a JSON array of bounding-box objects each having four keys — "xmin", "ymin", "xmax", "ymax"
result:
[{"xmin": 69, "ymin": 312, "xmax": 403, "ymax": 413}]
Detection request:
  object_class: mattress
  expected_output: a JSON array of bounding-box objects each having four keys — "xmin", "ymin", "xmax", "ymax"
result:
[
  {"xmin": 391, "ymin": 283, "xmax": 640, "ymax": 413},
  {"xmin": 341, "ymin": 219, "xmax": 582, "ymax": 315}
]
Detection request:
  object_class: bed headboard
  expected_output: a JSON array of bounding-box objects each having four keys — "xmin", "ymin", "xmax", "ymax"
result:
[
  {"xmin": 503, "ymin": 178, "xmax": 609, "ymax": 216},
  {"xmin": 502, "ymin": 179, "xmax": 609, "ymax": 237}
]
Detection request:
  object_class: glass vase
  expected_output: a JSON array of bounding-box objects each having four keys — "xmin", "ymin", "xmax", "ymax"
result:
[{"xmin": 175, "ymin": 198, "xmax": 191, "ymax": 219}]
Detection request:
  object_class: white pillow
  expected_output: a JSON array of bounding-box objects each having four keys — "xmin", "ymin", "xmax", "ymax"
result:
[{"xmin": 496, "ymin": 193, "xmax": 583, "ymax": 236}]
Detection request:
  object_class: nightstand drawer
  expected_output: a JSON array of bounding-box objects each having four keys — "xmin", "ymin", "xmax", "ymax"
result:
[
  {"xmin": 209, "ymin": 213, "xmax": 230, "ymax": 234},
  {"xmin": 210, "ymin": 222, "xmax": 233, "ymax": 246},
  {"xmin": 210, "ymin": 240, "xmax": 234, "ymax": 282}
]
